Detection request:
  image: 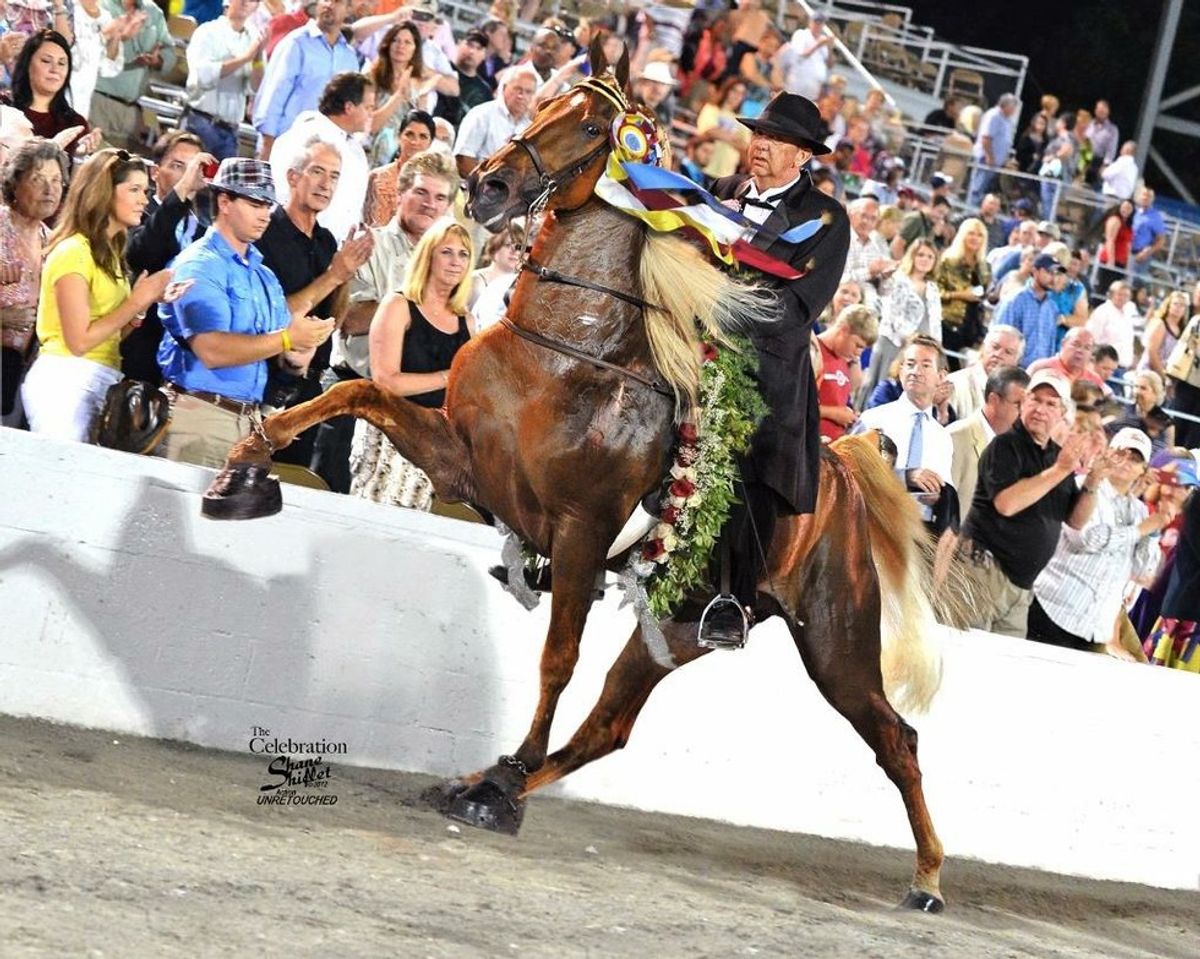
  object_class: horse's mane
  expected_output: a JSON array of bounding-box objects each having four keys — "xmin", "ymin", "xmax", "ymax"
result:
[{"xmin": 638, "ymin": 230, "xmax": 778, "ymax": 416}]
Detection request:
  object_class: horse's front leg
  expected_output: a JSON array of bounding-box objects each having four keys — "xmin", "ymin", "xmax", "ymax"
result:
[
  {"xmin": 439, "ymin": 522, "xmax": 610, "ymax": 834},
  {"xmin": 203, "ymin": 379, "xmax": 468, "ymax": 519}
]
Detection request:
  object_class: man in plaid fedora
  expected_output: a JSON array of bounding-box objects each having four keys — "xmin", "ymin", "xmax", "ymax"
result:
[{"xmin": 157, "ymin": 158, "xmax": 336, "ymax": 468}]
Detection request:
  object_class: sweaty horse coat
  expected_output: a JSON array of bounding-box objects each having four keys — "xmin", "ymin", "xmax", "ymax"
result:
[{"xmin": 711, "ymin": 171, "xmax": 851, "ymax": 514}]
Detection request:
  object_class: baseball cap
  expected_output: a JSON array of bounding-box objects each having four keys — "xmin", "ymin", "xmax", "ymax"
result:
[
  {"xmin": 930, "ymin": 171, "xmax": 953, "ymax": 189},
  {"xmin": 407, "ymin": 0, "xmax": 439, "ymax": 19},
  {"xmin": 1036, "ymin": 220, "xmax": 1061, "ymax": 239},
  {"xmin": 1013, "ymin": 197, "xmax": 1035, "ymax": 212},
  {"xmin": 1032, "ymin": 252, "xmax": 1066, "ymax": 273},
  {"xmin": 897, "ymin": 185, "xmax": 916, "ymax": 198},
  {"xmin": 637, "ymin": 61, "xmax": 677, "ymax": 87},
  {"xmin": 1149, "ymin": 451, "xmax": 1200, "ymax": 488},
  {"xmin": 1027, "ymin": 370, "xmax": 1071, "ymax": 405},
  {"xmin": 1109, "ymin": 427, "xmax": 1152, "ymax": 462}
]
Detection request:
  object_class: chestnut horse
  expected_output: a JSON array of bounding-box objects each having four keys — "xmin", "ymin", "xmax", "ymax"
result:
[{"xmin": 204, "ymin": 46, "xmax": 948, "ymax": 911}]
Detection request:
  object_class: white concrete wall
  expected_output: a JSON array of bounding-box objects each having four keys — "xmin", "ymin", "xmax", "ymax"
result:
[{"xmin": 2, "ymin": 427, "xmax": 1197, "ymax": 891}]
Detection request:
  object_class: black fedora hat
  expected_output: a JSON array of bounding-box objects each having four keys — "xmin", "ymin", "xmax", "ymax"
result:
[{"xmin": 737, "ymin": 92, "xmax": 831, "ymax": 155}]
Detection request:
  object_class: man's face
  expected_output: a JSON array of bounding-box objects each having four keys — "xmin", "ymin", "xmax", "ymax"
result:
[
  {"xmin": 501, "ymin": 73, "xmax": 536, "ymax": 119},
  {"xmin": 989, "ymin": 383, "xmax": 1026, "ymax": 435},
  {"xmin": 980, "ymin": 194, "xmax": 1000, "ymax": 218},
  {"xmin": 1032, "ymin": 265, "xmax": 1058, "ymax": 291},
  {"xmin": 1111, "ymin": 285, "xmax": 1131, "ymax": 310},
  {"xmin": 1016, "ymin": 221, "xmax": 1038, "ymax": 245},
  {"xmin": 396, "ymin": 173, "xmax": 452, "ymax": 237},
  {"xmin": 220, "ymin": 193, "xmax": 275, "ymax": 243},
  {"xmin": 1061, "ymin": 332, "xmax": 1093, "ymax": 371},
  {"xmin": 981, "ymin": 332, "xmax": 1022, "ymax": 373},
  {"xmin": 747, "ymin": 131, "xmax": 810, "ymax": 188},
  {"xmin": 693, "ymin": 140, "xmax": 714, "ymax": 167},
  {"xmin": 849, "ymin": 200, "xmax": 879, "ymax": 239},
  {"xmin": 1093, "ymin": 355, "xmax": 1118, "ymax": 384},
  {"xmin": 457, "ymin": 39, "xmax": 485, "ymax": 71},
  {"xmin": 154, "ymin": 142, "xmax": 200, "ymax": 198},
  {"xmin": 316, "ymin": 0, "xmax": 347, "ymax": 33},
  {"xmin": 226, "ymin": 0, "xmax": 260, "ymax": 21},
  {"xmin": 529, "ymin": 31, "xmax": 559, "ymax": 71},
  {"xmin": 900, "ymin": 345, "xmax": 942, "ymax": 408},
  {"xmin": 1135, "ymin": 187, "xmax": 1153, "ymax": 210},
  {"xmin": 636, "ymin": 79, "xmax": 671, "ymax": 109},
  {"xmin": 1095, "ymin": 100, "xmax": 1109, "ymax": 121},
  {"xmin": 1020, "ymin": 386, "xmax": 1065, "ymax": 442},
  {"xmin": 287, "ymin": 145, "xmax": 342, "ymax": 214}
]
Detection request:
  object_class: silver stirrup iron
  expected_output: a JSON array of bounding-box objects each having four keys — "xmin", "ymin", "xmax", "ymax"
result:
[{"xmin": 697, "ymin": 593, "xmax": 750, "ymax": 650}]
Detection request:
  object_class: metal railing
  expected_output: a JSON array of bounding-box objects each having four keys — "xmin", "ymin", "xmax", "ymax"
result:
[{"xmin": 806, "ymin": 1, "xmax": 1028, "ymax": 107}]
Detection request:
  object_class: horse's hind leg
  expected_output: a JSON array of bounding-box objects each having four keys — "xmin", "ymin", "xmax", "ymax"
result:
[
  {"xmin": 789, "ymin": 559, "xmax": 945, "ymax": 911},
  {"xmin": 523, "ymin": 620, "xmax": 712, "ymax": 794},
  {"xmin": 204, "ymin": 379, "xmax": 465, "ymax": 519}
]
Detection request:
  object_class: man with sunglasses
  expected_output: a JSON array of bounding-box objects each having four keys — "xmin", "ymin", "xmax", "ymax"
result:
[{"xmin": 157, "ymin": 159, "xmax": 335, "ymax": 468}]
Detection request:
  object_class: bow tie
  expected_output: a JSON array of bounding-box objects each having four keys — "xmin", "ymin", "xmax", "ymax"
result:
[{"xmin": 740, "ymin": 195, "xmax": 777, "ymax": 212}]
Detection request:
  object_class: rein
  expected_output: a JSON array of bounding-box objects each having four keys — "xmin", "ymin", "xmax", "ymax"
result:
[{"xmin": 500, "ymin": 317, "xmax": 673, "ymax": 398}]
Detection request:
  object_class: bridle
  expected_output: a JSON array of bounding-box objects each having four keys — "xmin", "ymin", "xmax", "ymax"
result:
[{"xmin": 501, "ymin": 76, "xmax": 673, "ymax": 400}]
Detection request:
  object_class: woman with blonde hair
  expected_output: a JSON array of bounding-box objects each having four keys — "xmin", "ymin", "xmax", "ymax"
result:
[
  {"xmin": 350, "ymin": 218, "xmax": 474, "ymax": 510},
  {"xmin": 1107, "ymin": 369, "xmax": 1174, "ymax": 455},
  {"xmin": 863, "ymin": 237, "xmax": 941, "ymax": 396},
  {"xmin": 935, "ymin": 216, "xmax": 990, "ymax": 360},
  {"xmin": 21, "ymin": 148, "xmax": 182, "ymax": 441},
  {"xmin": 1139, "ymin": 289, "xmax": 1189, "ymax": 380}
]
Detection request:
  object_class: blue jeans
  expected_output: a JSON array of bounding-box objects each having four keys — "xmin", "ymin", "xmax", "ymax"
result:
[
  {"xmin": 182, "ymin": 110, "xmax": 239, "ymax": 161},
  {"xmin": 967, "ymin": 165, "xmax": 996, "ymax": 208}
]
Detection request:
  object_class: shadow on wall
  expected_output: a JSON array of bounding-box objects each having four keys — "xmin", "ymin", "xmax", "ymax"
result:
[{"xmin": 0, "ymin": 451, "xmax": 503, "ymax": 771}]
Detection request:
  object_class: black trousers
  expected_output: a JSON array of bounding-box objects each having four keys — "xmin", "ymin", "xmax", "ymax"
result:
[
  {"xmin": 1027, "ymin": 597, "xmax": 1093, "ymax": 652},
  {"xmin": 721, "ymin": 478, "xmax": 787, "ymax": 610}
]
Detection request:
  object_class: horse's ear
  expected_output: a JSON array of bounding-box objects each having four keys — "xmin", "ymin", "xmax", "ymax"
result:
[
  {"xmin": 615, "ymin": 43, "xmax": 630, "ymax": 91},
  {"xmin": 587, "ymin": 33, "xmax": 607, "ymax": 78}
]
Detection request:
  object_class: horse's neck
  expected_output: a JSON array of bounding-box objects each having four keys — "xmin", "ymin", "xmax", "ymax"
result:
[{"xmin": 516, "ymin": 201, "xmax": 647, "ymax": 353}]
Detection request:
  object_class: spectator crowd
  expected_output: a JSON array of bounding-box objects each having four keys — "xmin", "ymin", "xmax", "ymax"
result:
[{"xmin": 0, "ymin": 1, "xmax": 1195, "ymax": 671}]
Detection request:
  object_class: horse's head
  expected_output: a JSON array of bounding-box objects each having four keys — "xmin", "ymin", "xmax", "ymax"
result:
[{"xmin": 467, "ymin": 37, "xmax": 631, "ymax": 229}]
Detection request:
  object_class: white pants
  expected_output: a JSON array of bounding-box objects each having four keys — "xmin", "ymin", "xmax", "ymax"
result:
[{"xmin": 22, "ymin": 351, "xmax": 122, "ymax": 443}]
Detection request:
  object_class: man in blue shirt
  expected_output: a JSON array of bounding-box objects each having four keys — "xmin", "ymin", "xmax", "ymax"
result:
[
  {"xmin": 967, "ymin": 93, "xmax": 1018, "ymax": 208},
  {"xmin": 1130, "ymin": 186, "xmax": 1166, "ymax": 279},
  {"xmin": 993, "ymin": 253, "xmax": 1064, "ymax": 368},
  {"xmin": 159, "ymin": 159, "xmax": 334, "ymax": 468},
  {"xmin": 252, "ymin": 0, "xmax": 359, "ymax": 159}
]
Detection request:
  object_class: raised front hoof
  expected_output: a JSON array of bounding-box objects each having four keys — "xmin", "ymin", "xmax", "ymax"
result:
[
  {"xmin": 444, "ymin": 779, "xmax": 525, "ymax": 836},
  {"xmin": 201, "ymin": 464, "xmax": 282, "ymax": 520},
  {"xmin": 898, "ymin": 888, "xmax": 945, "ymax": 913}
]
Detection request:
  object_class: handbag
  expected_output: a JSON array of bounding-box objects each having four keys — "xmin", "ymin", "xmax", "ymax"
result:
[
  {"xmin": 92, "ymin": 379, "xmax": 171, "ymax": 455},
  {"xmin": 1165, "ymin": 316, "xmax": 1200, "ymax": 389}
]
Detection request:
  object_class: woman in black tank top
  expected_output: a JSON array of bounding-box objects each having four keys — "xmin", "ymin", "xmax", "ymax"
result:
[{"xmin": 351, "ymin": 219, "xmax": 475, "ymax": 510}]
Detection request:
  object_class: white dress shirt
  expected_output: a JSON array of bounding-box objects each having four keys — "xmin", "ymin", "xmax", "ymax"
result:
[
  {"xmin": 186, "ymin": 15, "xmax": 257, "ymax": 124},
  {"xmin": 269, "ymin": 111, "xmax": 369, "ymax": 244},
  {"xmin": 857, "ymin": 394, "xmax": 954, "ymax": 484},
  {"xmin": 738, "ymin": 171, "xmax": 803, "ymax": 226},
  {"xmin": 454, "ymin": 98, "xmax": 531, "ymax": 163},
  {"xmin": 1085, "ymin": 300, "xmax": 1138, "ymax": 368}
]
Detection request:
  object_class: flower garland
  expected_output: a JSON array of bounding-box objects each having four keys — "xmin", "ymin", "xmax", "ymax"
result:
[{"xmin": 630, "ymin": 336, "xmax": 767, "ymax": 620}]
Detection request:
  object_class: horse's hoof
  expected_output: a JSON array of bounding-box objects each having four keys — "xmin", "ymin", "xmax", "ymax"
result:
[
  {"xmin": 420, "ymin": 778, "xmax": 471, "ymax": 814},
  {"xmin": 201, "ymin": 464, "xmax": 282, "ymax": 520},
  {"xmin": 898, "ymin": 888, "xmax": 945, "ymax": 913},
  {"xmin": 444, "ymin": 779, "xmax": 525, "ymax": 835}
]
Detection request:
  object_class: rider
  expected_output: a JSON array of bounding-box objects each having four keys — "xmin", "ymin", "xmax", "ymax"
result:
[{"xmin": 703, "ymin": 92, "xmax": 852, "ymax": 645}]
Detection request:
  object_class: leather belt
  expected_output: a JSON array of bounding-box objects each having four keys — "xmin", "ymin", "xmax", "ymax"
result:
[
  {"xmin": 167, "ymin": 382, "xmax": 257, "ymax": 416},
  {"xmin": 96, "ymin": 91, "xmax": 139, "ymax": 108},
  {"xmin": 183, "ymin": 105, "xmax": 236, "ymax": 132}
]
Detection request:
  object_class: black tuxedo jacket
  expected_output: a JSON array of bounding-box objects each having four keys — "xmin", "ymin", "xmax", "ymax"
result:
[{"xmin": 712, "ymin": 170, "xmax": 850, "ymax": 513}]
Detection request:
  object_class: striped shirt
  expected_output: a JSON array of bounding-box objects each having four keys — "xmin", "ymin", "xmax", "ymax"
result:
[{"xmin": 1032, "ymin": 479, "xmax": 1161, "ymax": 642}]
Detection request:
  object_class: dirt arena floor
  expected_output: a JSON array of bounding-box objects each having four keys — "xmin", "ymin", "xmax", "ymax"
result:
[{"xmin": 1, "ymin": 715, "xmax": 1195, "ymax": 959}]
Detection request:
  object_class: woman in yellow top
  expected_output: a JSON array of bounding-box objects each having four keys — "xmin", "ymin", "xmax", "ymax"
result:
[
  {"xmin": 696, "ymin": 77, "xmax": 751, "ymax": 180},
  {"xmin": 22, "ymin": 149, "xmax": 185, "ymax": 442}
]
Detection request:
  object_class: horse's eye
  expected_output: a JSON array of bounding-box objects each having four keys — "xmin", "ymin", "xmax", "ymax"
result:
[{"xmin": 583, "ymin": 122, "xmax": 602, "ymax": 138}]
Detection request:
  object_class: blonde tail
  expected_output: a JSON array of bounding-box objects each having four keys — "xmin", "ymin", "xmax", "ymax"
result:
[{"xmin": 830, "ymin": 433, "xmax": 943, "ymax": 714}]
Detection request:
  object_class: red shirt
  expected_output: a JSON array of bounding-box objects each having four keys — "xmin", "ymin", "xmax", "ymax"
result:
[
  {"xmin": 817, "ymin": 338, "xmax": 854, "ymax": 440},
  {"xmin": 265, "ymin": 12, "xmax": 310, "ymax": 58}
]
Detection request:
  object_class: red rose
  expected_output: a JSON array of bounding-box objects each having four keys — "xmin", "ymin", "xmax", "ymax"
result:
[
  {"xmin": 669, "ymin": 477, "xmax": 696, "ymax": 498},
  {"xmin": 701, "ymin": 342, "xmax": 719, "ymax": 363},
  {"xmin": 678, "ymin": 421, "xmax": 699, "ymax": 444},
  {"xmin": 642, "ymin": 538, "xmax": 666, "ymax": 561},
  {"xmin": 660, "ymin": 505, "xmax": 680, "ymax": 525}
]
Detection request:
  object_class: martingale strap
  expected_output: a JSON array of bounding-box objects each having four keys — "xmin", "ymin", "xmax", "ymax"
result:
[{"xmin": 500, "ymin": 317, "xmax": 673, "ymax": 398}]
